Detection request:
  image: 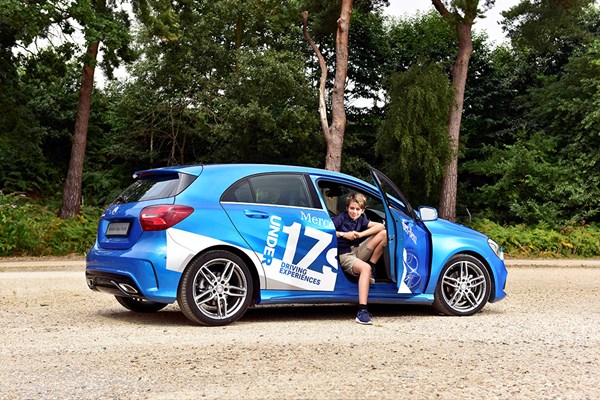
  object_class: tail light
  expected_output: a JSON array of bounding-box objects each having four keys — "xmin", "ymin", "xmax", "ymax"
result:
[{"xmin": 140, "ymin": 205, "xmax": 194, "ymax": 231}]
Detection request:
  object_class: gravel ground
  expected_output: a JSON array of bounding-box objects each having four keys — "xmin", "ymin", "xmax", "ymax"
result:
[{"xmin": 1, "ymin": 264, "xmax": 599, "ymax": 400}]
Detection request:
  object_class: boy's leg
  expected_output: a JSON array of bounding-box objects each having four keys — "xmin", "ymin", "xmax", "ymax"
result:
[
  {"xmin": 352, "ymin": 260, "xmax": 371, "ymax": 305},
  {"xmin": 368, "ymin": 230, "xmax": 387, "ymax": 264},
  {"xmin": 355, "ymin": 230, "xmax": 387, "ymax": 278}
]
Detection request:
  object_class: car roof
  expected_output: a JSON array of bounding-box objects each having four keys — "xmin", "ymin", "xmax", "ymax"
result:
[{"xmin": 135, "ymin": 163, "xmax": 357, "ymax": 181}]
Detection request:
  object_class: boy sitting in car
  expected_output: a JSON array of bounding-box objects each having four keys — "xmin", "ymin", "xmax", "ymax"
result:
[{"xmin": 332, "ymin": 193, "xmax": 386, "ymax": 325}]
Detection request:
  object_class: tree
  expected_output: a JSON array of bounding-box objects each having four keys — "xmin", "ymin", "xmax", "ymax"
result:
[
  {"xmin": 0, "ymin": 1, "xmax": 88, "ymax": 198},
  {"xmin": 376, "ymin": 63, "xmax": 452, "ymax": 205},
  {"xmin": 431, "ymin": 0, "xmax": 494, "ymax": 221},
  {"xmin": 461, "ymin": 2, "xmax": 600, "ymax": 225},
  {"xmin": 60, "ymin": 41, "xmax": 99, "ymax": 218},
  {"xmin": 107, "ymin": 0, "xmax": 320, "ymax": 170},
  {"xmin": 296, "ymin": 1, "xmax": 390, "ymax": 177},
  {"xmin": 502, "ymin": 0, "xmax": 597, "ymax": 69},
  {"xmin": 60, "ymin": 0, "xmax": 136, "ymax": 218},
  {"xmin": 301, "ymin": 0, "xmax": 353, "ymax": 172}
]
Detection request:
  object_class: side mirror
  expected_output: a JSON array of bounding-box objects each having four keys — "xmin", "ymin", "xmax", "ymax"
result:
[{"xmin": 418, "ymin": 206, "xmax": 438, "ymax": 221}]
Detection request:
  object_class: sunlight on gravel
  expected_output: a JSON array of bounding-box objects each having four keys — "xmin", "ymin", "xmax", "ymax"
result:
[{"xmin": 1, "ymin": 267, "xmax": 599, "ymax": 399}]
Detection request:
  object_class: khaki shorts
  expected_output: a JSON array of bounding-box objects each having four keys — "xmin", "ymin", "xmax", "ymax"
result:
[{"xmin": 339, "ymin": 238, "xmax": 373, "ymax": 276}]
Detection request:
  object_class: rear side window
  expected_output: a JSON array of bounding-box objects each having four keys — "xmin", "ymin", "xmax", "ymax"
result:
[
  {"xmin": 222, "ymin": 174, "xmax": 312, "ymax": 208},
  {"xmin": 223, "ymin": 179, "xmax": 254, "ymax": 203},
  {"xmin": 113, "ymin": 173, "xmax": 197, "ymax": 204}
]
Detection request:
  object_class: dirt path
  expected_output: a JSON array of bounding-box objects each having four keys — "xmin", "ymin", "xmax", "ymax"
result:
[{"xmin": 1, "ymin": 266, "xmax": 599, "ymax": 399}]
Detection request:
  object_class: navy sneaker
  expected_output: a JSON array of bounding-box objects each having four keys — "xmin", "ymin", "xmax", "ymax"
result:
[{"xmin": 355, "ymin": 309, "xmax": 373, "ymax": 325}]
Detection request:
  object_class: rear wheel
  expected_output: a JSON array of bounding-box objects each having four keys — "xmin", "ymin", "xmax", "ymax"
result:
[
  {"xmin": 178, "ymin": 250, "xmax": 253, "ymax": 326},
  {"xmin": 114, "ymin": 296, "xmax": 168, "ymax": 313},
  {"xmin": 433, "ymin": 254, "xmax": 491, "ymax": 316}
]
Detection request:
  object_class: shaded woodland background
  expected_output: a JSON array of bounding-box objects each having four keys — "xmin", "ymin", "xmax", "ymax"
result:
[{"xmin": 1, "ymin": 0, "xmax": 599, "ymax": 230}]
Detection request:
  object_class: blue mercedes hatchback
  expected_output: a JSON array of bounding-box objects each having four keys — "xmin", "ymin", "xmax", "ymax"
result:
[{"xmin": 86, "ymin": 164, "xmax": 507, "ymax": 326}]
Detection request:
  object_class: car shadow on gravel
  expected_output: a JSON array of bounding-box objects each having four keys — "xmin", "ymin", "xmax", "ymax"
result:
[
  {"xmin": 98, "ymin": 307, "xmax": 192, "ymax": 326},
  {"xmin": 98, "ymin": 303, "xmax": 434, "ymax": 326},
  {"xmin": 242, "ymin": 303, "xmax": 434, "ymax": 324}
]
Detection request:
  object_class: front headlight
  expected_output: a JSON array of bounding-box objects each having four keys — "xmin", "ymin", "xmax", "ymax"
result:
[{"xmin": 488, "ymin": 239, "xmax": 504, "ymax": 260}]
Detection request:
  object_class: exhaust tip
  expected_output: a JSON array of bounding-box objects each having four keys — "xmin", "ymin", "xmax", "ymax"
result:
[{"xmin": 118, "ymin": 283, "xmax": 139, "ymax": 294}]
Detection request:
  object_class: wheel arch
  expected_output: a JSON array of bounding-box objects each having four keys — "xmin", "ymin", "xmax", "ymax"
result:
[
  {"xmin": 177, "ymin": 244, "xmax": 262, "ymax": 305},
  {"xmin": 428, "ymin": 237, "xmax": 499, "ymax": 299}
]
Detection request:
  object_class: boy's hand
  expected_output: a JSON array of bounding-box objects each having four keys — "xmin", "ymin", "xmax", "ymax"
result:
[{"xmin": 348, "ymin": 231, "xmax": 360, "ymax": 240}]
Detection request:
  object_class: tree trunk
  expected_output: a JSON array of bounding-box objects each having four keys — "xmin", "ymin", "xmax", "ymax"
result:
[
  {"xmin": 432, "ymin": 0, "xmax": 476, "ymax": 221},
  {"xmin": 439, "ymin": 23, "xmax": 472, "ymax": 221},
  {"xmin": 301, "ymin": 0, "xmax": 352, "ymax": 173},
  {"xmin": 326, "ymin": 0, "xmax": 352, "ymax": 172},
  {"xmin": 60, "ymin": 41, "xmax": 99, "ymax": 219}
]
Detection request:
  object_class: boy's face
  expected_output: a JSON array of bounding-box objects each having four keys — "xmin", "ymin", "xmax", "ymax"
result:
[{"xmin": 346, "ymin": 201, "xmax": 365, "ymax": 221}]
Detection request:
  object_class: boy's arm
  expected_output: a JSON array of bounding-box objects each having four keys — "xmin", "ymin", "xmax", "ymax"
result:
[
  {"xmin": 332, "ymin": 214, "xmax": 347, "ymax": 240},
  {"xmin": 346, "ymin": 221, "xmax": 384, "ymax": 240},
  {"xmin": 358, "ymin": 221, "xmax": 384, "ymax": 238}
]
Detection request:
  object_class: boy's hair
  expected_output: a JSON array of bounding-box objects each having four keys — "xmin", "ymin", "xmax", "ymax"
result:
[{"xmin": 346, "ymin": 192, "xmax": 367, "ymax": 209}]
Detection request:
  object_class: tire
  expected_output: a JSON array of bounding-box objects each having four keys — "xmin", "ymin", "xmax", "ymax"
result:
[
  {"xmin": 114, "ymin": 296, "xmax": 168, "ymax": 313},
  {"xmin": 433, "ymin": 254, "xmax": 491, "ymax": 316},
  {"xmin": 177, "ymin": 250, "xmax": 253, "ymax": 326}
]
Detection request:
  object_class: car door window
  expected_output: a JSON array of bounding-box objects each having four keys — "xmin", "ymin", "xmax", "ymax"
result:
[
  {"xmin": 221, "ymin": 179, "xmax": 254, "ymax": 203},
  {"xmin": 222, "ymin": 174, "xmax": 313, "ymax": 208}
]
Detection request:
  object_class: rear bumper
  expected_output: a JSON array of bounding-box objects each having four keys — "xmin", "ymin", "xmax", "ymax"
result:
[
  {"xmin": 86, "ymin": 270, "xmax": 145, "ymax": 299},
  {"xmin": 86, "ymin": 245, "xmax": 179, "ymax": 303}
]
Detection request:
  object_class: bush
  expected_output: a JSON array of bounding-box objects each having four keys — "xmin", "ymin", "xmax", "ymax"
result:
[
  {"xmin": 1, "ymin": 193, "xmax": 598, "ymax": 259},
  {"xmin": 467, "ymin": 219, "xmax": 600, "ymax": 258},
  {"xmin": 461, "ymin": 131, "xmax": 600, "ymax": 227},
  {"xmin": 0, "ymin": 194, "xmax": 101, "ymax": 257}
]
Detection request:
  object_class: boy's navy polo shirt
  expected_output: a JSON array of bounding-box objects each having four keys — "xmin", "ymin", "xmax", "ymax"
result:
[{"xmin": 332, "ymin": 211, "xmax": 370, "ymax": 255}]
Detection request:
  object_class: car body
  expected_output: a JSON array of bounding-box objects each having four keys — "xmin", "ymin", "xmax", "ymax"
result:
[{"xmin": 86, "ymin": 164, "xmax": 507, "ymax": 325}]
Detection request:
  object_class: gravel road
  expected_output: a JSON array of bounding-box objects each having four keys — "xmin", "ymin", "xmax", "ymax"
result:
[{"xmin": 1, "ymin": 262, "xmax": 599, "ymax": 399}]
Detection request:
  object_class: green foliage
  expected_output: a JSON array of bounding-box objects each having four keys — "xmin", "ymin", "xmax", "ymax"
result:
[
  {"xmin": 208, "ymin": 49, "xmax": 321, "ymax": 166},
  {"xmin": 463, "ymin": 36, "xmax": 600, "ymax": 226},
  {"xmin": 0, "ymin": 194, "xmax": 101, "ymax": 256},
  {"xmin": 376, "ymin": 63, "xmax": 452, "ymax": 205},
  {"xmin": 0, "ymin": 46, "xmax": 78, "ymax": 197},
  {"xmin": 1, "ymin": 0, "xmax": 600, "ymax": 232},
  {"xmin": 528, "ymin": 39, "xmax": 600, "ymax": 150},
  {"xmin": 385, "ymin": 11, "xmax": 455, "ymax": 72},
  {"xmin": 502, "ymin": 0, "xmax": 597, "ymax": 69},
  {"xmin": 467, "ymin": 219, "xmax": 600, "ymax": 258},
  {"xmin": 107, "ymin": 0, "xmax": 321, "ymax": 170},
  {"xmin": 463, "ymin": 130, "xmax": 600, "ymax": 226}
]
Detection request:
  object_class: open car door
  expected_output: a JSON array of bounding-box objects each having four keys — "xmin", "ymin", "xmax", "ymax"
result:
[{"xmin": 370, "ymin": 167, "xmax": 430, "ymax": 294}]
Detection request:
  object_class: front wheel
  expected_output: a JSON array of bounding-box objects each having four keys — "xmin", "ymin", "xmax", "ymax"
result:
[
  {"xmin": 114, "ymin": 296, "xmax": 168, "ymax": 313},
  {"xmin": 433, "ymin": 254, "xmax": 491, "ymax": 316},
  {"xmin": 177, "ymin": 250, "xmax": 254, "ymax": 326}
]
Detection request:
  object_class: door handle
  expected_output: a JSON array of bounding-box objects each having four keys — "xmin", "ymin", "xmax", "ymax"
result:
[{"xmin": 244, "ymin": 210, "xmax": 269, "ymax": 219}]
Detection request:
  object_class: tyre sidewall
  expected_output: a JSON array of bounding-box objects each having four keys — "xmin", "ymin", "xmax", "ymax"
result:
[
  {"xmin": 433, "ymin": 254, "xmax": 491, "ymax": 316},
  {"xmin": 178, "ymin": 250, "xmax": 254, "ymax": 326}
]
